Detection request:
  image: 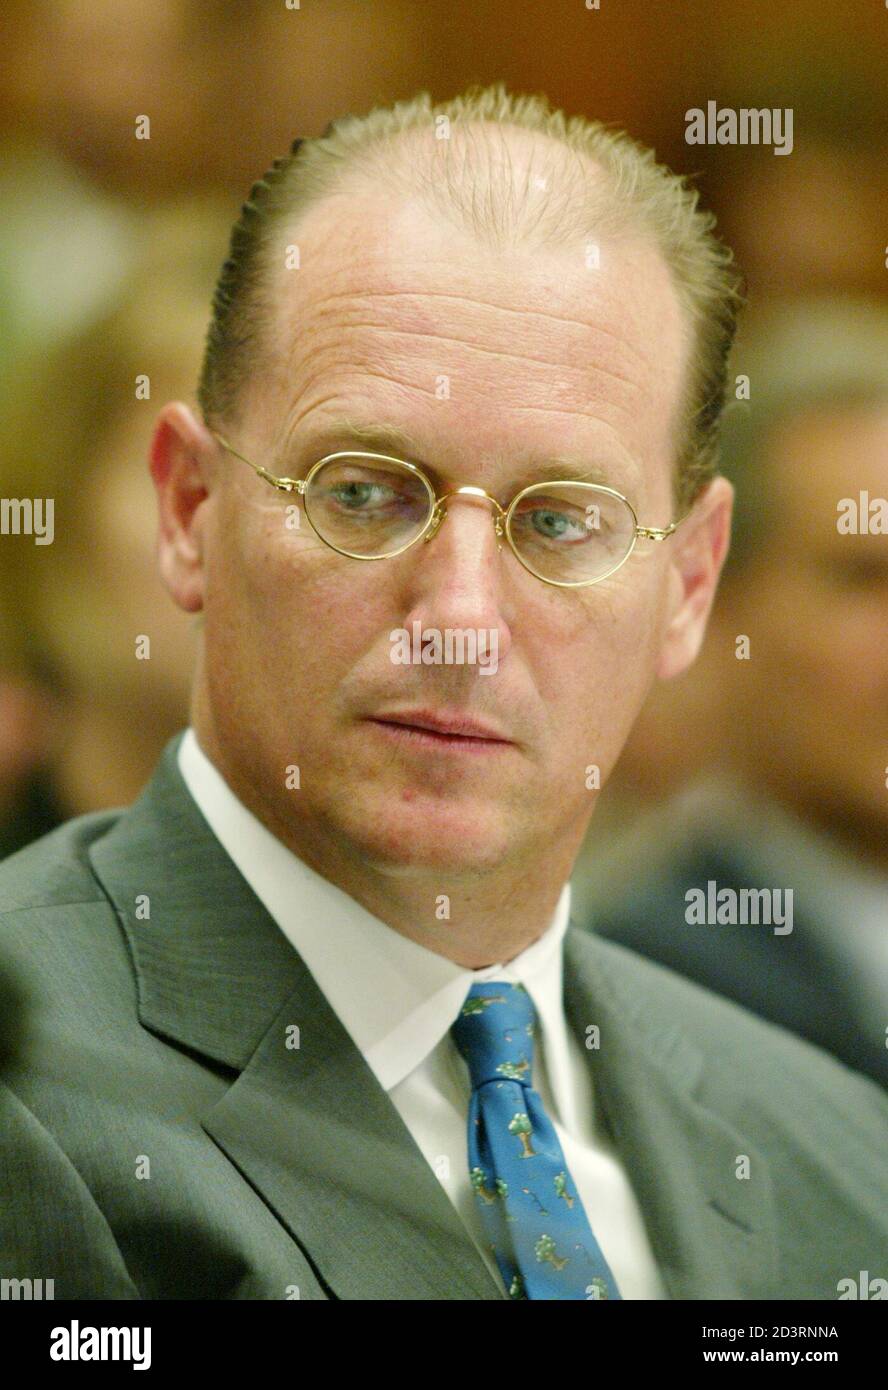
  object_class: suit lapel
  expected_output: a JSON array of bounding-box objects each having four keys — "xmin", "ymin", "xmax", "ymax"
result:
[
  {"xmin": 564, "ymin": 924, "xmax": 778, "ymax": 1299},
  {"xmin": 201, "ymin": 968, "xmax": 502, "ymax": 1299},
  {"xmin": 88, "ymin": 733, "xmax": 502, "ymax": 1300}
]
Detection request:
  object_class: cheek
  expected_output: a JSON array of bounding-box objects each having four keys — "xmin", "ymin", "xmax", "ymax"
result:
[
  {"xmin": 528, "ymin": 571, "xmax": 664, "ymax": 758},
  {"xmin": 207, "ymin": 507, "xmax": 384, "ymax": 697},
  {"xmin": 208, "ymin": 500, "xmax": 312, "ymax": 630}
]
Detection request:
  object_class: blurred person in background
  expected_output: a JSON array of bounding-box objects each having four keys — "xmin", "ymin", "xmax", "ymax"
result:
[
  {"xmin": 582, "ymin": 297, "xmax": 888, "ymax": 1089},
  {"xmin": 0, "ymin": 200, "xmax": 229, "ymax": 853},
  {"xmin": 688, "ymin": 70, "xmax": 888, "ymax": 301},
  {"xmin": 0, "ymin": 0, "xmax": 429, "ymax": 389},
  {"xmin": 712, "ymin": 90, "xmax": 886, "ymax": 299},
  {"xmin": 2, "ymin": 0, "xmax": 431, "ymax": 198}
]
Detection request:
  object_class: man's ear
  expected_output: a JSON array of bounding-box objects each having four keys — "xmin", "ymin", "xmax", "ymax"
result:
[
  {"xmin": 655, "ymin": 475, "xmax": 733, "ymax": 681},
  {"xmin": 149, "ymin": 402, "xmax": 217, "ymax": 615}
]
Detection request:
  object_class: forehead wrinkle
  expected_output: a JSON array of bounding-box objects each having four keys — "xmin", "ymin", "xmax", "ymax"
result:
[
  {"xmin": 288, "ymin": 290, "xmax": 657, "ymax": 393},
  {"xmin": 275, "ymin": 367, "xmax": 444, "ymax": 456},
  {"xmin": 264, "ymin": 217, "xmax": 685, "ymax": 499},
  {"xmin": 275, "ymin": 241, "xmax": 669, "ymax": 386},
  {"xmin": 299, "ymin": 282, "xmax": 658, "ymax": 381},
  {"xmin": 296, "ymin": 316, "xmax": 643, "ymax": 398},
  {"xmin": 279, "ymin": 298, "xmax": 653, "ymax": 415},
  {"xmin": 269, "ymin": 175, "xmax": 687, "ymax": 395},
  {"xmin": 272, "ymin": 352, "xmax": 661, "ymax": 499}
]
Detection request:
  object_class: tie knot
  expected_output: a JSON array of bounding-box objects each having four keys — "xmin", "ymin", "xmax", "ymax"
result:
[{"xmin": 451, "ymin": 982, "xmax": 537, "ymax": 1090}]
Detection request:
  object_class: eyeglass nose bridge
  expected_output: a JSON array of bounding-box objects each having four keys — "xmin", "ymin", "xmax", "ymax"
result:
[{"xmin": 424, "ymin": 487, "xmax": 507, "ymax": 544}]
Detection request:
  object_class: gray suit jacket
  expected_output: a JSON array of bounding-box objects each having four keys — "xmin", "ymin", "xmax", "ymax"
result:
[{"xmin": 0, "ymin": 733, "xmax": 885, "ymax": 1299}]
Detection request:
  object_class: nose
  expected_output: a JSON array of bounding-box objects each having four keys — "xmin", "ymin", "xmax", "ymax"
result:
[
  {"xmin": 425, "ymin": 487, "xmax": 507, "ymax": 544},
  {"xmin": 400, "ymin": 490, "xmax": 514, "ymax": 662}
]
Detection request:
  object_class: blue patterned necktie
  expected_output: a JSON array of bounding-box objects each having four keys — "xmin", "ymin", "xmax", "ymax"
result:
[{"xmin": 451, "ymin": 980, "xmax": 622, "ymax": 1301}]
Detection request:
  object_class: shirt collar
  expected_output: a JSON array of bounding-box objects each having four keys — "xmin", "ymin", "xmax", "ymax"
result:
[{"xmin": 177, "ymin": 727, "xmax": 572, "ymax": 1092}]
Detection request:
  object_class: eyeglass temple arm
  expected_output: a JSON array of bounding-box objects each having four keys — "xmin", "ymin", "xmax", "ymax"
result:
[{"xmin": 210, "ymin": 430, "xmax": 303, "ymax": 494}]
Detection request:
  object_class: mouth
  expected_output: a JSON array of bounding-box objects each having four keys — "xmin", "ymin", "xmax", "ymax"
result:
[{"xmin": 365, "ymin": 708, "xmax": 515, "ymax": 754}]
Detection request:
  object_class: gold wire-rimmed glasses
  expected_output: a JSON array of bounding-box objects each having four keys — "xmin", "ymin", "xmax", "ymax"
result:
[{"xmin": 210, "ymin": 429, "xmax": 686, "ymax": 588}]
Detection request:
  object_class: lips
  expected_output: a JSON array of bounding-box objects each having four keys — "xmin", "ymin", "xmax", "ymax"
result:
[{"xmin": 369, "ymin": 709, "xmax": 512, "ymax": 742}]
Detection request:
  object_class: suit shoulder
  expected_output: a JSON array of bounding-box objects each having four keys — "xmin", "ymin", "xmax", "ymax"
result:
[
  {"xmin": 568, "ymin": 925, "xmax": 888, "ymax": 1120},
  {"xmin": 0, "ymin": 808, "xmax": 121, "ymax": 919}
]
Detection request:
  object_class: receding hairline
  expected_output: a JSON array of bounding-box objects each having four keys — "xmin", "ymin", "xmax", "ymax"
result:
[{"xmin": 281, "ymin": 117, "xmax": 650, "ymax": 261}]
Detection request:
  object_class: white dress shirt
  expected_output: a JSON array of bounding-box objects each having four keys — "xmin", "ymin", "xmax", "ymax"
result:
[{"xmin": 178, "ymin": 727, "xmax": 667, "ymax": 1299}]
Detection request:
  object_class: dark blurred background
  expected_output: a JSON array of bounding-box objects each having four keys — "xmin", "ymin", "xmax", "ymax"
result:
[{"xmin": 1, "ymin": 0, "xmax": 886, "ymax": 1082}]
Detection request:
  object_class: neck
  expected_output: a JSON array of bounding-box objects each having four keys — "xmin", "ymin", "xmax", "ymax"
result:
[
  {"xmin": 191, "ymin": 719, "xmax": 580, "ymax": 971},
  {"xmin": 294, "ymin": 826, "xmax": 573, "ymax": 969}
]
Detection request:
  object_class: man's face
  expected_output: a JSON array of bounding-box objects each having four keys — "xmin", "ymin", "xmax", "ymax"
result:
[
  {"xmin": 177, "ymin": 185, "xmax": 700, "ymax": 878},
  {"xmin": 732, "ymin": 405, "xmax": 888, "ymax": 834}
]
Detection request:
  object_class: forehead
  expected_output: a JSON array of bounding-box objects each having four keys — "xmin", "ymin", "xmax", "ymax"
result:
[{"xmin": 257, "ymin": 186, "xmax": 689, "ymax": 495}]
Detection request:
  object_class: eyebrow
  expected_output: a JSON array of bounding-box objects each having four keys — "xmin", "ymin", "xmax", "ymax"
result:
[{"xmin": 294, "ymin": 417, "xmax": 635, "ymax": 490}]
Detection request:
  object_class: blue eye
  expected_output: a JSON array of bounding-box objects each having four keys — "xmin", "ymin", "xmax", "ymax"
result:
[
  {"xmin": 330, "ymin": 481, "xmax": 395, "ymax": 511},
  {"xmin": 526, "ymin": 506, "xmax": 590, "ymax": 544},
  {"xmin": 534, "ymin": 509, "xmax": 571, "ymax": 538}
]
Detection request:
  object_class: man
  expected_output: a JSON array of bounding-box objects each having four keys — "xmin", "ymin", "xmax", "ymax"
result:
[
  {"xmin": 0, "ymin": 85, "xmax": 885, "ymax": 1301},
  {"xmin": 585, "ymin": 298, "xmax": 888, "ymax": 1090}
]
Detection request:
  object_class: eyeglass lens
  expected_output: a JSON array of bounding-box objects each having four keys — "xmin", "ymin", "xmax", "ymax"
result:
[{"xmin": 303, "ymin": 455, "xmax": 636, "ymax": 582}]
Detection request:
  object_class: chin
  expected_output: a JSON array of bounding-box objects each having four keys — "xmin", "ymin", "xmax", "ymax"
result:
[{"xmin": 343, "ymin": 798, "xmax": 515, "ymax": 875}]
